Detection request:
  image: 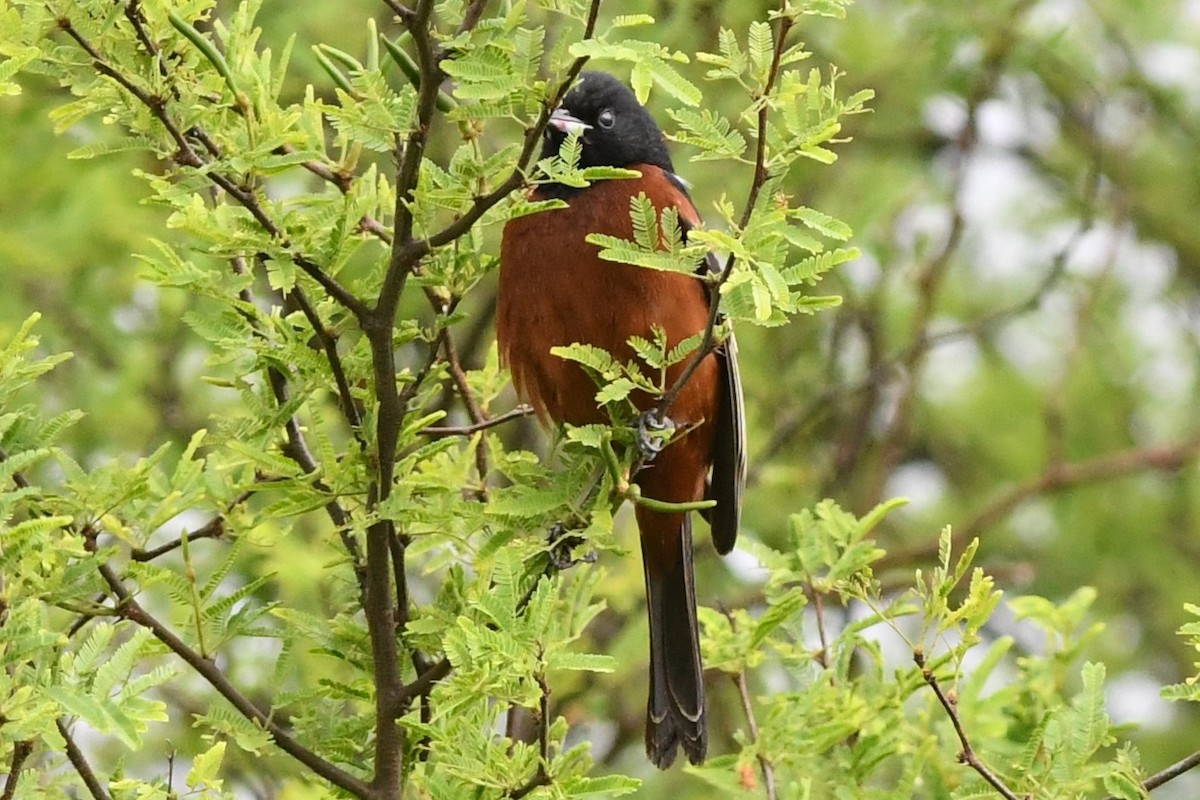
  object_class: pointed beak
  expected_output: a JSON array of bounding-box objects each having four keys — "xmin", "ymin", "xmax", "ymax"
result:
[{"xmin": 548, "ymin": 107, "xmax": 591, "ymax": 136}]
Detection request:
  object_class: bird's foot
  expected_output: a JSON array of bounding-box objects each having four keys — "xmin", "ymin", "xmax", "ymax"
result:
[
  {"xmin": 636, "ymin": 410, "xmax": 676, "ymax": 462},
  {"xmin": 545, "ymin": 522, "xmax": 597, "ymax": 571}
]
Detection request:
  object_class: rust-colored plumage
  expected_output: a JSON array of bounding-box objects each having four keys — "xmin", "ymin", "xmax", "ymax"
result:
[{"xmin": 496, "ymin": 72, "xmax": 744, "ymax": 768}]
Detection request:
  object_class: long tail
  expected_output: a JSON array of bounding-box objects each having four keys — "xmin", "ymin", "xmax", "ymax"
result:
[{"xmin": 637, "ymin": 507, "xmax": 706, "ymax": 768}]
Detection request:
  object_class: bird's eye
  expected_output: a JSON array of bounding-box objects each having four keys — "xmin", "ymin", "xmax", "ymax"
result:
[{"xmin": 597, "ymin": 108, "xmax": 616, "ymax": 129}]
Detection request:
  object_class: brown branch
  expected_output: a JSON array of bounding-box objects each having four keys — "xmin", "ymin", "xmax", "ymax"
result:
[
  {"xmin": 383, "ymin": 0, "xmax": 416, "ymax": 21},
  {"xmin": 86, "ymin": 551, "xmax": 373, "ymax": 798},
  {"xmin": 394, "ymin": 657, "xmax": 452, "ymax": 708},
  {"xmin": 56, "ymin": 719, "xmax": 110, "ymax": 800},
  {"xmin": 443, "ymin": 333, "xmax": 490, "ymax": 497},
  {"xmin": 1103, "ymin": 748, "xmax": 1200, "ymax": 798},
  {"xmin": 721, "ymin": 609, "xmax": 777, "ymax": 798},
  {"xmin": 809, "ymin": 586, "xmax": 831, "ymax": 670},
  {"xmin": 456, "ymin": 0, "xmax": 491, "ymax": 35},
  {"xmin": 882, "ymin": 436, "xmax": 1200, "ymax": 570},
  {"xmin": 507, "ymin": 662, "xmax": 552, "ymax": 798},
  {"xmin": 1, "ymin": 741, "xmax": 32, "ymax": 800},
  {"xmin": 130, "ymin": 511, "xmax": 231, "ymax": 562},
  {"xmin": 57, "ymin": 16, "xmax": 369, "ymax": 320},
  {"xmin": 421, "ymin": 405, "xmax": 534, "ymax": 437},
  {"xmin": 287, "ymin": 285, "xmax": 367, "ymax": 446},
  {"xmin": 733, "ymin": 669, "xmax": 777, "ymax": 800},
  {"xmin": 380, "ymin": 0, "xmax": 442, "ymax": 318},
  {"xmin": 915, "ymin": 649, "xmax": 1022, "ymax": 800},
  {"xmin": 408, "ymin": 0, "xmax": 603, "ymax": 259},
  {"xmin": 231, "ymin": 255, "xmax": 366, "ymax": 600},
  {"xmin": 653, "ymin": 2, "xmax": 794, "ymax": 423}
]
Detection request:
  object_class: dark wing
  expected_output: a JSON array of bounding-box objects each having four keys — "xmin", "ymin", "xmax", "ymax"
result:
[
  {"xmin": 667, "ymin": 171, "xmax": 745, "ymax": 554},
  {"xmin": 699, "ymin": 250, "xmax": 745, "ymax": 555}
]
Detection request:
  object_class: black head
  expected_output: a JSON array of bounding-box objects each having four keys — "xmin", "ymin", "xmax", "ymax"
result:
[{"xmin": 541, "ymin": 71, "xmax": 675, "ymax": 173}]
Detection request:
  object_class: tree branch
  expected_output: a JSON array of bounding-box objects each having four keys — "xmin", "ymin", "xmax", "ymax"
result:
[
  {"xmin": 421, "ymin": 405, "xmax": 534, "ymax": 437},
  {"xmin": 1105, "ymin": 747, "xmax": 1200, "ymax": 798},
  {"xmin": 56, "ymin": 719, "xmax": 111, "ymax": 800},
  {"xmin": 915, "ymin": 649, "xmax": 1022, "ymax": 800},
  {"xmin": 86, "ymin": 550, "xmax": 374, "ymax": 799},
  {"xmin": 1, "ymin": 741, "xmax": 32, "ymax": 800},
  {"xmin": 379, "ymin": 0, "xmax": 442, "ymax": 318},
  {"xmin": 652, "ymin": 1, "xmax": 794, "ymax": 423},
  {"xmin": 881, "ymin": 436, "xmax": 1200, "ymax": 570},
  {"xmin": 442, "ymin": 332, "xmax": 490, "ymax": 498},
  {"xmin": 57, "ymin": 15, "xmax": 369, "ymax": 320},
  {"xmin": 129, "ymin": 508, "xmax": 232, "ymax": 562}
]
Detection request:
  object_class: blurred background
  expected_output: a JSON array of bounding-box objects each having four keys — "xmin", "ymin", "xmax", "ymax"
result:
[{"xmin": 4, "ymin": 0, "xmax": 1200, "ymax": 795}]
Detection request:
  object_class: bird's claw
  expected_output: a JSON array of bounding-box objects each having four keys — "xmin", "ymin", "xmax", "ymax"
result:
[
  {"xmin": 546, "ymin": 522, "xmax": 596, "ymax": 571},
  {"xmin": 636, "ymin": 410, "xmax": 676, "ymax": 461}
]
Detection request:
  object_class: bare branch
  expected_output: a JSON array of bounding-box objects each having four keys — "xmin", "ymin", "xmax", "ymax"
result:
[
  {"xmin": 87, "ymin": 550, "xmax": 373, "ymax": 799},
  {"xmin": 1, "ymin": 741, "xmax": 32, "ymax": 800},
  {"xmin": 56, "ymin": 719, "xmax": 111, "ymax": 800},
  {"xmin": 915, "ymin": 649, "xmax": 1022, "ymax": 800},
  {"xmin": 442, "ymin": 333, "xmax": 490, "ymax": 497},
  {"xmin": 881, "ymin": 436, "xmax": 1200, "ymax": 570},
  {"xmin": 130, "ymin": 508, "xmax": 233, "ymax": 562},
  {"xmin": 653, "ymin": 1, "xmax": 794, "ymax": 422},
  {"xmin": 421, "ymin": 405, "xmax": 534, "ymax": 437},
  {"xmin": 57, "ymin": 16, "xmax": 369, "ymax": 320}
]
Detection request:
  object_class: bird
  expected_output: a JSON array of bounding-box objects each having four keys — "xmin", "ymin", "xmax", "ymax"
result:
[{"xmin": 495, "ymin": 71, "xmax": 745, "ymax": 768}]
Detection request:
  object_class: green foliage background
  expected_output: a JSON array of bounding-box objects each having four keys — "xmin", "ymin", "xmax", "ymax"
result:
[{"xmin": 2, "ymin": 0, "xmax": 1200, "ymax": 798}]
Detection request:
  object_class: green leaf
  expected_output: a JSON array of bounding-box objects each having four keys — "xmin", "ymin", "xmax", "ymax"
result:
[{"xmin": 186, "ymin": 741, "xmax": 226, "ymax": 789}]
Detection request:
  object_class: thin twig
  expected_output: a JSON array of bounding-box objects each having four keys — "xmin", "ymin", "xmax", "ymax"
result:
[
  {"xmin": 442, "ymin": 332, "xmax": 490, "ymax": 497},
  {"xmin": 722, "ymin": 609, "xmax": 777, "ymax": 799},
  {"xmin": 56, "ymin": 719, "xmax": 111, "ymax": 800},
  {"xmin": 809, "ymin": 586, "xmax": 831, "ymax": 670},
  {"xmin": 57, "ymin": 16, "xmax": 369, "ymax": 319},
  {"xmin": 130, "ymin": 511, "xmax": 230, "ymax": 561},
  {"xmin": 881, "ymin": 436, "xmax": 1200, "ymax": 570},
  {"xmin": 421, "ymin": 405, "xmax": 534, "ymax": 437},
  {"xmin": 380, "ymin": 0, "xmax": 442, "ymax": 317},
  {"xmin": 287, "ymin": 286, "xmax": 367, "ymax": 447},
  {"xmin": 395, "ymin": 0, "xmax": 603, "ymax": 268},
  {"xmin": 652, "ymin": 2, "xmax": 794, "ymax": 423},
  {"xmin": 456, "ymin": 0, "xmax": 491, "ymax": 35},
  {"xmin": 733, "ymin": 670, "xmax": 777, "ymax": 800},
  {"xmin": 1102, "ymin": 748, "xmax": 1200, "ymax": 799},
  {"xmin": 86, "ymin": 549, "xmax": 374, "ymax": 798},
  {"xmin": 915, "ymin": 650, "xmax": 1022, "ymax": 800},
  {"xmin": 1, "ymin": 741, "xmax": 32, "ymax": 800},
  {"xmin": 383, "ymin": 0, "xmax": 416, "ymax": 21}
]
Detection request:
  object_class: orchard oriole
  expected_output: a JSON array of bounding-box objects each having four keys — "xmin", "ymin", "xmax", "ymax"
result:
[{"xmin": 496, "ymin": 71, "xmax": 745, "ymax": 768}]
